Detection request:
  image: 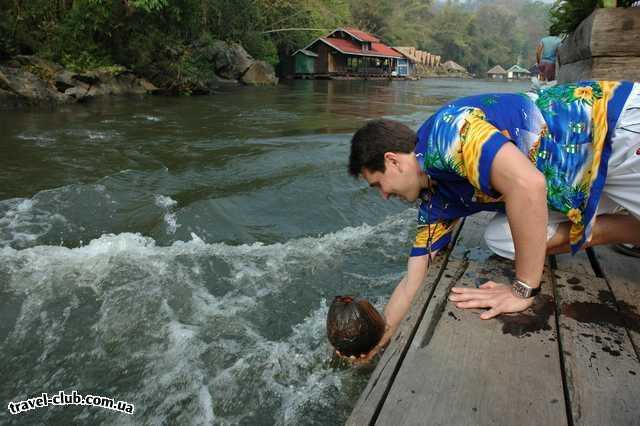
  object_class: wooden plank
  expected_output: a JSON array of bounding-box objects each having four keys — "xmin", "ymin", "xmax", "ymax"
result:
[
  {"xmin": 450, "ymin": 211, "xmax": 494, "ymax": 261},
  {"xmin": 346, "ymin": 239, "xmax": 456, "ymax": 425},
  {"xmin": 375, "ymin": 257, "xmax": 566, "ymax": 426},
  {"xmin": 552, "ymin": 249, "xmax": 596, "ymax": 277},
  {"xmin": 557, "ymin": 12, "xmax": 596, "ymax": 66},
  {"xmin": 554, "ymin": 268, "xmax": 640, "ymax": 425},
  {"xmin": 348, "ymin": 212, "xmax": 485, "ymax": 425},
  {"xmin": 591, "ymin": 56, "xmax": 640, "ymax": 81},
  {"xmin": 557, "ymin": 58, "xmax": 594, "ymax": 85},
  {"xmin": 590, "ymin": 8, "xmax": 640, "ymax": 58},
  {"xmin": 590, "ymin": 246, "xmax": 640, "ymax": 357},
  {"xmin": 558, "ymin": 9, "xmax": 640, "ymax": 66},
  {"xmin": 558, "ymin": 56, "xmax": 640, "ymax": 84}
]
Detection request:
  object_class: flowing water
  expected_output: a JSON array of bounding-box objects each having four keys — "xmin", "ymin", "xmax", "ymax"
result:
[{"xmin": 0, "ymin": 78, "xmax": 529, "ymax": 425}]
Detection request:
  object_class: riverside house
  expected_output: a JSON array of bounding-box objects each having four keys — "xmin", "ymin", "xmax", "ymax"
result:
[
  {"xmin": 291, "ymin": 28, "xmax": 404, "ymax": 79},
  {"xmin": 486, "ymin": 65, "xmax": 507, "ymax": 79},
  {"xmin": 506, "ymin": 64, "xmax": 531, "ymax": 80}
]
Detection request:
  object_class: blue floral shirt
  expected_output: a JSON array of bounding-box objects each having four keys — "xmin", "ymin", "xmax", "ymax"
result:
[{"xmin": 411, "ymin": 80, "xmax": 634, "ymax": 257}]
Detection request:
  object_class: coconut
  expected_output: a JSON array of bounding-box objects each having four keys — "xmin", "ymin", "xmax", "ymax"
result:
[{"xmin": 326, "ymin": 296, "xmax": 386, "ymax": 357}]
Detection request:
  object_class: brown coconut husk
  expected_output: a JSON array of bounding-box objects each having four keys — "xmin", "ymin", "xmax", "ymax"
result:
[{"xmin": 326, "ymin": 295, "xmax": 386, "ymax": 357}]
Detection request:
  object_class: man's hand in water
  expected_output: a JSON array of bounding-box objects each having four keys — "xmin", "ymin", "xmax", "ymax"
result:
[
  {"xmin": 336, "ymin": 346, "xmax": 381, "ymax": 365},
  {"xmin": 335, "ymin": 349, "xmax": 378, "ymax": 365},
  {"xmin": 335, "ymin": 333, "xmax": 390, "ymax": 365},
  {"xmin": 448, "ymin": 281, "xmax": 534, "ymax": 319}
]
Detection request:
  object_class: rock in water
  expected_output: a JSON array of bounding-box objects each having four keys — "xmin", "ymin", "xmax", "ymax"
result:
[
  {"xmin": 241, "ymin": 61, "xmax": 278, "ymax": 85},
  {"xmin": 326, "ymin": 296, "xmax": 385, "ymax": 357}
]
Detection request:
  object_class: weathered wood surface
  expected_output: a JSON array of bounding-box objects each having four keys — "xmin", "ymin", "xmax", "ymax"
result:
[
  {"xmin": 557, "ymin": 10, "xmax": 595, "ymax": 66},
  {"xmin": 349, "ymin": 210, "xmax": 640, "ymax": 426},
  {"xmin": 552, "ymin": 248, "xmax": 597, "ymax": 277},
  {"xmin": 557, "ymin": 57, "xmax": 640, "ymax": 85},
  {"xmin": 556, "ymin": 8, "xmax": 640, "ymax": 83},
  {"xmin": 450, "ymin": 211, "xmax": 494, "ymax": 260},
  {"xmin": 591, "ymin": 246, "xmax": 640, "ymax": 357},
  {"xmin": 374, "ymin": 259, "xmax": 566, "ymax": 426},
  {"xmin": 346, "ymin": 223, "xmax": 462, "ymax": 426},
  {"xmin": 558, "ymin": 8, "xmax": 640, "ymax": 65},
  {"xmin": 553, "ymin": 267, "xmax": 640, "ymax": 425}
]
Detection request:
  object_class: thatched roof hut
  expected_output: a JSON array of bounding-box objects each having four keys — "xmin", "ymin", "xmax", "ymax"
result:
[{"xmin": 487, "ymin": 65, "xmax": 507, "ymax": 75}]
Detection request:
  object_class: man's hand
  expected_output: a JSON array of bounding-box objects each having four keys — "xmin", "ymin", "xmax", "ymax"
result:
[
  {"xmin": 335, "ymin": 333, "xmax": 390, "ymax": 365},
  {"xmin": 335, "ymin": 347, "xmax": 380, "ymax": 365},
  {"xmin": 448, "ymin": 281, "xmax": 535, "ymax": 319}
]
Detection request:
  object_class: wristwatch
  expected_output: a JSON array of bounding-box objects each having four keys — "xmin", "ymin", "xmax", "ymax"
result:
[{"xmin": 511, "ymin": 279, "xmax": 541, "ymax": 299}]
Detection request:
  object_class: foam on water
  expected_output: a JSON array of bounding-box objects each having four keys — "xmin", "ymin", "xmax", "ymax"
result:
[
  {"xmin": 0, "ymin": 210, "xmax": 412, "ymax": 425},
  {"xmin": 16, "ymin": 133, "xmax": 57, "ymax": 146},
  {"xmin": 155, "ymin": 195, "xmax": 180, "ymax": 234},
  {"xmin": 133, "ymin": 114, "xmax": 162, "ymax": 122},
  {"xmin": 0, "ymin": 197, "xmax": 68, "ymax": 248},
  {"xmin": 64, "ymin": 129, "xmax": 120, "ymax": 141}
]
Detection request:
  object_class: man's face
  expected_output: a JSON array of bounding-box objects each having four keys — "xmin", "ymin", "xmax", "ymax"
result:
[{"xmin": 361, "ymin": 153, "xmax": 422, "ymax": 203}]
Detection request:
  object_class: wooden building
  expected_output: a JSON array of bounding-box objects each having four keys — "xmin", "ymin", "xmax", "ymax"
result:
[
  {"xmin": 292, "ymin": 28, "xmax": 404, "ymax": 78},
  {"xmin": 487, "ymin": 65, "xmax": 507, "ymax": 79},
  {"xmin": 292, "ymin": 49, "xmax": 318, "ymax": 74},
  {"xmin": 506, "ymin": 64, "xmax": 531, "ymax": 80}
]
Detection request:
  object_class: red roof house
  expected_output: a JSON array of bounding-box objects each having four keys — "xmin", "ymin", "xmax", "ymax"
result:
[{"xmin": 292, "ymin": 28, "xmax": 403, "ymax": 77}]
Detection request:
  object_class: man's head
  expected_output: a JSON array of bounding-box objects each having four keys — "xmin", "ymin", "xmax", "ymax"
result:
[{"xmin": 349, "ymin": 119, "xmax": 425, "ymax": 202}]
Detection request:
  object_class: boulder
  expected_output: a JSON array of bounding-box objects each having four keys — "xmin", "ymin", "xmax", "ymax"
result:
[
  {"xmin": 10, "ymin": 55, "xmax": 63, "ymax": 76},
  {"xmin": 0, "ymin": 58, "xmax": 158, "ymax": 108},
  {"xmin": 53, "ymin": 70, "xmax": 78, "ymax": 93},
  {"xmin": 0, "ymin": 65, "xmax": 65, "ymax": 104},
  {"xmin": 0, "ymin": 87, "xmax": 24, "ymax": 109},
  {"xmin": 241, "ymin": 61, "xmax": 278, "ymax": 85},
  {"xmin": 0, "ymin": 69, "xmax": 11, "ymax": 91},
  {"xmin": 64, "ymin": 85, "xmax": 95, "ymax": 102},
  {"xmin": 211, "ymin": 41, "xmax": 254, "ymax": 80}
]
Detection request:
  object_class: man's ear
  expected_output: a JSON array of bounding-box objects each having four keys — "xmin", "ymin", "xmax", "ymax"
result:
[{"xmin": 383, "ymin": 152, "xmax": 400, "ymax": 169}]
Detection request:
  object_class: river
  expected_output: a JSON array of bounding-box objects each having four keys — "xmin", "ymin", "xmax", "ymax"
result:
[{"xmin": 0, "ymin": 78, "xmax": 529, "ymax": 425}]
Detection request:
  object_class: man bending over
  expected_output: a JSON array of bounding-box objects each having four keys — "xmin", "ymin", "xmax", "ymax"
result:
[{"xmin": 348, "ymin": 80, "xmax": 640, "ymax": 360}]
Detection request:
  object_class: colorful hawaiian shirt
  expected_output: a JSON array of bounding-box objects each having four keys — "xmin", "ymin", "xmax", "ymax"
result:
[{"xmin": 411, "ymin": 80, "xmax": 634, "ymax": 257}]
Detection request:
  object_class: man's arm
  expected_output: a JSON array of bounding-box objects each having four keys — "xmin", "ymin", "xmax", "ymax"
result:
[
  {"xmin": 490, "ymin": 142, "xmax": 547, "ymax": 288},
  {"xmin": 449, "ymin": 142, "xmax": 547, "ymax": 319},
  {"xmin": 350, "ymin": 253, "xmax": 432, "ymax": 361},
  {"xmin": 536, "ymin": 43, "xmax": 543, "ymax": 65},
  {"xmin": 381, "ymin": 253, "xmax": 433, "ymax": 345}
]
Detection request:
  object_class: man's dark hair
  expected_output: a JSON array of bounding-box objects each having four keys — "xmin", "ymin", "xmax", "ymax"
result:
[{"xmin": 348, "ymin": 119, "xmax": 417, "ymax": 177}]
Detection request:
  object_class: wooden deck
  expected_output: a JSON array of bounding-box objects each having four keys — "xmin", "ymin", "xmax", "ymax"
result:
[{"xmin": 347, "ymin": 213, "xmax": 640, "ymax": 426}]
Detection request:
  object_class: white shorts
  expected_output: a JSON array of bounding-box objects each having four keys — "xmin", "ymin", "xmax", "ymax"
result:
[{"xmin": 485, "ymin": 82, "xmax": 640, "ymax": 259}]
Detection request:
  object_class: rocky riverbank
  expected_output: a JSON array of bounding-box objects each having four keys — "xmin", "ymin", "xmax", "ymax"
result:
[{"xmin": 0, "ymin": 41, "xmax": 278, "ymax": 109}]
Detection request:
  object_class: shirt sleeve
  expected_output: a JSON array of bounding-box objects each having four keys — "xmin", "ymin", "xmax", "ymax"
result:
[{"xmin": 457, "ymin": 108, "xmax": 512, "ymax": 197}]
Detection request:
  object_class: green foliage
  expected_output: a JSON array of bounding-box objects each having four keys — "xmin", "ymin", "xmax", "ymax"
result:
[
  {"xmin": 128, "ymin": 0, "xmax": 169, "ymax": 12},
  {"xmin": 0, "ymin": 0, "xmax": 553, "ymax": 84},
  {"xmin": 549, "ymin": 0, "xmax": 599, "ymax": 35},
  {"xmin": 242, "ymin": 32, "xmax": 279, "ymax": 67},
  {"xmin": 417, "ymin": 0, "xmax": 550, "ymax": 75},
  {"xmin": 549, "ymin": 0, "xmax": 636, "ymax": 35},
  {"xmin": 350, "ymin": 0, "xmax": 395, "ymax": 34}
]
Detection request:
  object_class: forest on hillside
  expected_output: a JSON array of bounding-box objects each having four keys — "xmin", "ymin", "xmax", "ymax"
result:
[{"xmin": 0, "ymin": 0, "xmax": 551, "ymax": 78}]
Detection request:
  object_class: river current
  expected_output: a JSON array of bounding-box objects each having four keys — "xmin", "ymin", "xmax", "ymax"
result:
[{"xmin": 0, "ymin": 78, "xmax": 529, "ymax": 425}]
